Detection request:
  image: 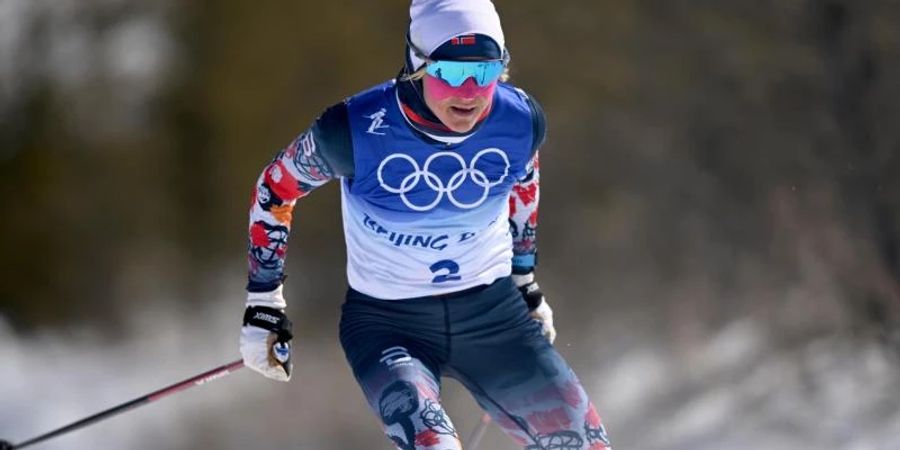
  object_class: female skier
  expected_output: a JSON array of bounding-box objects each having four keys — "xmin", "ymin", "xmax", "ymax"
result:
[{"xmin": 239, "ymin": 1, "xmax": 612, "ymax": 448}]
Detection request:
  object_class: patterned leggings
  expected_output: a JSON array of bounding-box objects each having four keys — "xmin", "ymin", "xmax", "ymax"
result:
[{"xmin": 339, "ymin": 277, "xmax": 612, "ymax": 449}]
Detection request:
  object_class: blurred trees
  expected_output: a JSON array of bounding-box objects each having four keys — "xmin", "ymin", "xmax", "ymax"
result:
[{"xmin": 1, "ymin": 0, "xmax": 897, "ymax": 347}]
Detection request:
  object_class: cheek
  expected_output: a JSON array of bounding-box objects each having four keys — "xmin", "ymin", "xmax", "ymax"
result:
[
  {"xmin": 424, "ymin": 75, "xmax": 496, "ymax": 102},
  {"xmin": 464, "ymin": 80, "xmax": 496, "ymax": 100},
  {"xmin": 423, "ymin": 75, "xmax": 460, "ymax": 102}
]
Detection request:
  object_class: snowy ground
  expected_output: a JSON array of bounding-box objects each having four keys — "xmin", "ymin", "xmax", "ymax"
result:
[{"xmin": 2, "ymin": 304, "xmax": 899, "ymax": 449}]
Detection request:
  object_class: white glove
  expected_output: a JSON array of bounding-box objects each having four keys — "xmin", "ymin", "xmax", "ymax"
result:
[
  {"xmin": 512, "ymin": 272, "xmax": 557, "ymax": 343},
  {"xmin": 530, "ymin": 299, "xmax": 556, "ymax": 343},
  {"xmin": 240, "ymin": 287, "xmax": 293, "ymax": 381}
]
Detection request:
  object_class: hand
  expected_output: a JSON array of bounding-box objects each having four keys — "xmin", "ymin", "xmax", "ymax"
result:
[
  {"xmin": 512, "ymin": 272, "xmax": 557, "ymax": 343},
  {"xmin": 240, "ymin": 289, "xmax": 294, "ymax": 381}
]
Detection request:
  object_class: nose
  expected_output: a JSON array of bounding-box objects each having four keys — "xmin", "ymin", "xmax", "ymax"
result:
[{"xmin": 455, "ymin": 77, "xmax": 489, "ymax": 99}]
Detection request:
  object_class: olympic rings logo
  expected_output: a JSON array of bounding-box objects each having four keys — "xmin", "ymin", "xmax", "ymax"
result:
[{"xmin": 377, "ymin": 148, "xmax": 510, "ymax": 211}]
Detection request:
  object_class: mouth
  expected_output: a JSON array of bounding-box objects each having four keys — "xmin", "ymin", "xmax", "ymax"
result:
[{"xmin": 449, "ymin": 105, "xmax": 478, "ymax": 117}]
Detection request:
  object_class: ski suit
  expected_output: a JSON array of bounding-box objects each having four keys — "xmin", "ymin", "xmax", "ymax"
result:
[{"xmin": 247, "ymin": 79, "xmax": 611, "ymax": 450}]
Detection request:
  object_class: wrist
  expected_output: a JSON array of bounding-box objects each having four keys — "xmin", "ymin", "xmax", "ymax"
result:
[
  {"xmin": 242, "ymin": 305, "xmax": 293, "ymax": 340},
  {"xmin": 511, "ymin": 272, "xmax": 535, "ymax": 288},
  {"xmin": 246, "ymin": 284, "xmax": 287, "ymax": 309}
]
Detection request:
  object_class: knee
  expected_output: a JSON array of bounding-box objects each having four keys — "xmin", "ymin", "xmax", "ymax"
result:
[
  {"xmin": 582, "ymin": 403, "xmax": 612, "ymax": 449},
  {"xmin": 375, "ymin": 381, "xmax": 461, "ymax": 450},
  {"xmin": 377, "ymin": 380, "xmax": 422, "ymax": 426},
  {"xmin": 522, "ymin": 403, "xmax": 612, "ymax": 450}
]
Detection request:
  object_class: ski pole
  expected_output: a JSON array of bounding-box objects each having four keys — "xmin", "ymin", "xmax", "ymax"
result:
[
  {"xmin": 465, "ymin": 413, "xmax": 491, "ymax": 450},
  {"xmin": 0, "ymin": 359, "xmax": 244, "ymax": 450}
]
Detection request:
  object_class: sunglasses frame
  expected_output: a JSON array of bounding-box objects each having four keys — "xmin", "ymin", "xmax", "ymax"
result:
[{"xmin": 406, "ymin": 34, "xmax": 510, "ymax": 87}]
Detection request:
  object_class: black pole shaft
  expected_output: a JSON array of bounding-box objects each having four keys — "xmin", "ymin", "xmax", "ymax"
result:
[{"xmin": 5, "ymin": 359, "xmax": 244, "ymax": 450}]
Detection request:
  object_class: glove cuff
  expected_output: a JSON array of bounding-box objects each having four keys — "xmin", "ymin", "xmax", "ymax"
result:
[
  {"xmin": 246, "ymin": 285, "xmax": 287, "ymax": 309},
  {"xmin": 243, "ymin": 306, "xmax": 294, "ymax": 341},
  {"xmin": 514, "ymin": 273, "xmax": 544, "ymax": 311},
  {"xmin": 511, "ymin": 272, "xmax": 535, "ymax": 288}
]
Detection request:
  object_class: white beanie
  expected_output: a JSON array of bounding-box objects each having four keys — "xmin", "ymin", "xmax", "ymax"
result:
[{"xmin": 408, "ymin": 0, "xmax": 505, "ymax": 70}]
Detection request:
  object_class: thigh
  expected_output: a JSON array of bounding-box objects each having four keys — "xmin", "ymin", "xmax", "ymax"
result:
[
  {"xmin": 351, "ymin": 345, "xmax": 462, "ymax": 450},
  {"xmin": 340, "ymin": 291, "xmax": 458, "ymax": 449},
  {"xmin": 452, "ymin": 334, "xmax": 612, "ymax": 449}
]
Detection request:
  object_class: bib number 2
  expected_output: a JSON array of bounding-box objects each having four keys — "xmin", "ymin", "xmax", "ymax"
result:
[{"xmin": 430, "ymin": 260, "xmax": 461, "ymax": 283}]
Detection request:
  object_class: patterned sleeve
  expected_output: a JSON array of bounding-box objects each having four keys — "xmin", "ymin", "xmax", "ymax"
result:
[
  {"xmin": 508, "ymin": 151, "xmax": 540, "ymax": 274},
  {"xmin": 508, "ymin": 89, "xmax": 545, "ymax": 275},
  {"xmin": 246, "ymin": 129, "xmax": 334, "ymax": 293},
  {"xmin": 247, "ymin": 101, "xmax": 356, "ymax": 295}
]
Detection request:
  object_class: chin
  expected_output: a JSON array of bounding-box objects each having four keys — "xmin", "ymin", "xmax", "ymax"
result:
[
  {"xmin": 439, "ymin": 106, "xmax": 485, "ymax": 133},
  {"xmin": 446, "ymin": 121, "xmax": 478, "ymax": 133}
]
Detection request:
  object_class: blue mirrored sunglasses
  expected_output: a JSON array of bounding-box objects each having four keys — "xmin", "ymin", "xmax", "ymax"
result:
[{"xmin": 425, "ymin": 59, "xmax": 506, "ymax": 87}]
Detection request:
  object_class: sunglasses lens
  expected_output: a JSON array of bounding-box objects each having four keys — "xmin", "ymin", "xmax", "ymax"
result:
[
  {"xmin": 426, "ymin": 60, "xmax": 504, "ymax": 87},
  {"xmin": 478, "ymin": 63, "xmax": 504, "ymax": 85}
]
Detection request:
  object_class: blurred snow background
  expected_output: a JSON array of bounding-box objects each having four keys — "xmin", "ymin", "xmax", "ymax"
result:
[{"xmin": 2, "ymin": 1, "xmax": 899, "ymax": 449}]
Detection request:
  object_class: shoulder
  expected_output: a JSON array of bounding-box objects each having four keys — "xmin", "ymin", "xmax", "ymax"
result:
[
  {"xmin": 310, "ymin": 101, "xmax": 353, "ymax": 177},
  {"xmin": 345, "ymin": 80, "xmax": 397, "ymax": 109},
  {"xmin": 499, "ymin": 84, "xmax": 547, "ymax": 154},
  {"xmin": 313, "ymin": 81, "xmax": 399, "ymax": 178}
]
